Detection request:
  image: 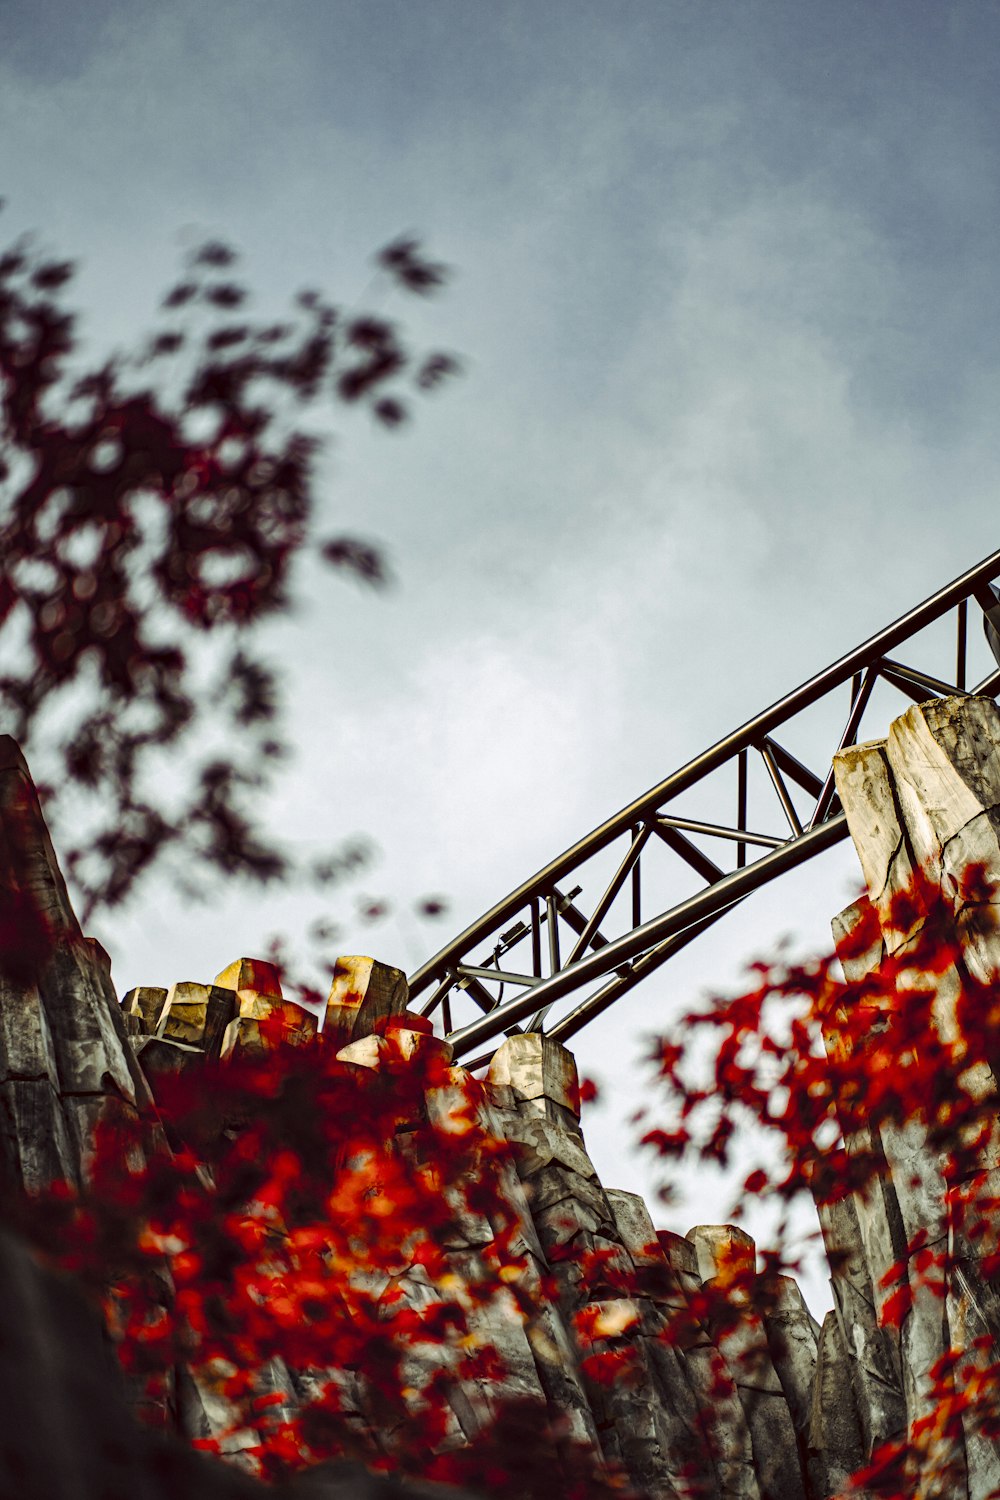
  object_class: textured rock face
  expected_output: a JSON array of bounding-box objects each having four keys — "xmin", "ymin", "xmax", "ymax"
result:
[
  {"xmin": 829, "ymin": 695, "xmax": 1000, "ymax": 1500},
  {"xmin": 0, "ymin": 737, "xmax": 159, "ymax": 1197},
  {"xmin": 0, "ymin": 1225, "xmax": 262, "ymax": 1500},
  {"xmin": 6, "ymin": 697, "xmax": 1000, "ymax": 1496},
  {"xmin": 104, "ymin": 976, "xmax": 851, "ymax": 1498},
  {"xmin": 0, "ymin": 1228, "xmax": 480, "ymax": 1500}
]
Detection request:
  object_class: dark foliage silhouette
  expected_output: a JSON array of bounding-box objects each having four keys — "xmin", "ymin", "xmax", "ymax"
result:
[{"xmin": 0, "ymin": 209, "xmax": 458, "ymax": 923}]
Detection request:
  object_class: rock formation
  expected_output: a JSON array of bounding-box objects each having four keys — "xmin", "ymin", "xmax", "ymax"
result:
[
  {"xmin": 826, "ymin": 695, "xmax": 1000, "ymax": 1499},
  {"xmin": 4, "ymin": 698, "xmax": 1000, "ymax": 1496},
  {"xmin": 0, "ymin": 1224, "xmax": 482, "ymax": 1500}
]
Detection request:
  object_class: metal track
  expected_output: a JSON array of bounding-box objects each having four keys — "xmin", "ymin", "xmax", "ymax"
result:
[{"xmin": 409, "ymin": 550, "xmax": 1000, "ymax": 1065}]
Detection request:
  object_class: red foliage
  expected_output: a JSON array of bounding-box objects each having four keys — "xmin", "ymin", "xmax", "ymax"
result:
[
  {"xmin": 21, "ymin": 1021, "xmax": 620, "ymax": 1497},
  {"xmin": 0, "ymin": 213, "xmax": 458, "ymax": 924},
  {"xmin": 643, "ymin": 867, "xmax": 1000, "ymax": 1496},
  {"xmin": 7, "ymin": 854, "xmax": 998, "ymax": 1497},
  {"xmin": 578, "ymin": 1077, "xmax": 600, "ymax": 1105}
]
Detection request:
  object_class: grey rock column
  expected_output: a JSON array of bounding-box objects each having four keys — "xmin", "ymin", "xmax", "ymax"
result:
[
  {"xmin": 490, "ymin": 1034, "xmax": 736, "ymax": 1499},
  {"xmin": 832, "ymin": 697, "xmax": 1000, "ymax": 1491},
  {"xmin": 655, "ymin": 1229, "xmax": 763, "ymax": 1500},
  {"xmin": 688, "ymin": 1227, "xmax": 807, "ymax": 1500},
  {"xmin": 807, "ymin": 1311, "xmax": 866, "ymax": 1497},
  {"xmin": 0, "ymin": 737, "xmax": 158, "ymax": 1190}
]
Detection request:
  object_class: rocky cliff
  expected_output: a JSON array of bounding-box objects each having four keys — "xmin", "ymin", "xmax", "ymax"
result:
[{"xmin": 3, "ymin": 696, "xmax": 1000, "ymax": 1498}]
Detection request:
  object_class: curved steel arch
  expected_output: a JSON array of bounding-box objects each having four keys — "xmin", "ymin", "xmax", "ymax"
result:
[{"xmin": 409, "ymin": 548, "xmax": 1000, "ymax": 1064}]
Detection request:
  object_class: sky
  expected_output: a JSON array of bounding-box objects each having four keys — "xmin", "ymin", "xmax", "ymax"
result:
[{"xmin": 3, "ymin": 0, "xmax": 1000, "ymax": 1311}]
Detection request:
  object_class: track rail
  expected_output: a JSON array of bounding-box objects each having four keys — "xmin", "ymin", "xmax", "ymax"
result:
[{"xmin": 410, "ymin": 550, "xmax": 1000, "ymax": 1064}]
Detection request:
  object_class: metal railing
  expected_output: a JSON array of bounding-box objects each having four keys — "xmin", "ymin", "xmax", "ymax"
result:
[{"xmin": 409, "ymin": 550, "xmax": 1000, "ymax": 1065}]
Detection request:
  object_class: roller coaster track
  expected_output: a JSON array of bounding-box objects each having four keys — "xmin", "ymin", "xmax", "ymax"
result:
[{"xmin": 409, "ymin": 549, "xmax": 1000, "ymax": 1066}]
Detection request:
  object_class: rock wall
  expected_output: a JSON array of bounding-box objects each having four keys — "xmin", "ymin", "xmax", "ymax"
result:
[
  {"xmin": 826, "ymin": 695, "xmax": 1000, "ymax": 1500},
  {"xmin": 0, "ymin": 1222, "xmax": 479, "ymax": 1500},
  {"xmin": 0, "ymin": 737, "xmax": 159, "ymax": 1196},
  {"xmin": 4, "ymin": 699, "xmax": 1000, "ymax": 1497},
  {"xmin": 0, "ymin": 738, "xmax": 479, "ymax": 1500},
  {"xmin": 125, "ymin": 954, "xmax": 806, "ymax": 1499}
]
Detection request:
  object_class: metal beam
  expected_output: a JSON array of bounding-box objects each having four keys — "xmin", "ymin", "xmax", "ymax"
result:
[
  {"xmin": 410, "ymin": 549, "xmax": 1000, "ymax": 1063},
  {"xmin": 410, "ymin": 549, "xmax": 1000, "ymax": 1003},
  {"xmin": 448, "ymin": 813, "xmax": 849, "ymax": 1059}
]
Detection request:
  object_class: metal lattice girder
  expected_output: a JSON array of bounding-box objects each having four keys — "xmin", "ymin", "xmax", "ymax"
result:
[{"xmin": 409, "ymin": 548, "xmax": 1000, "ymax": 1064}]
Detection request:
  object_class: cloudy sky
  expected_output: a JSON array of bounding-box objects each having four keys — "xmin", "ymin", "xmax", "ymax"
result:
[{"xmin": 4, "ymin": 0, "xmax": 1000, "ymax": 1307}]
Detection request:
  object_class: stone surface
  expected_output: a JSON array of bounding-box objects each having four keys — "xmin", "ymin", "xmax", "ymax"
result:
[
  {"xmin": 214, "ymin": 956, "xmax": 285, "ymax": 999},
  {"xmin": 487, "ymin": 1033, "xmax": 581, "ymax": 1127},
  {"xmin": 0, "ymin": 737, "xmax": 160, "ymax": 1194},
  {"xmin": 124, "ymin": 984, "xmax": 168, "ymax": 1032},
  {"xmin": 158, "ymin": 980, "xmax": 237, "ymax": 1055},
  {"xmin": 813, "ymin": 1188, "xmax": 904, "ymax": 1459},
  {"xmin": 808, "ymin": 1311, "xmax": 866, "ymax": 1496},
  {"xmin": 830, "ymin": 695, "xmax": 1000, "ymax": 1494},
  {"xmin": 0, "ymin": 1227, "xmax": 482, "ymax": 1499},
  {"xmin": 686, "ymin": 1223, "xmax": 756, "ymax": 1286},
  {"xmin": 220, "ymin": 998, "xmax": 318, "ymax": 1060},
  {"xmin": 323, "ymin": 956, "xmax": 409, "ymax": 1048}
]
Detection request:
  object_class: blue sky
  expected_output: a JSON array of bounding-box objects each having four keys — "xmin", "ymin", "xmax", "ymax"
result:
[{"xmin": 3, "ymin": 0, "xmax": 1000, "ymax": 1303}]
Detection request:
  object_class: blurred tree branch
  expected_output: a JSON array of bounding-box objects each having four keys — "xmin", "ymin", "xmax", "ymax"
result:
[{"xmin": 0, "ymin": 212, "xmax": 459, "ymax": 924}]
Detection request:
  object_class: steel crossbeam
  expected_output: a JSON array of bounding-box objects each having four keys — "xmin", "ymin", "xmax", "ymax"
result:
[{"xmin": 409, "ymin": 549, "xmax": 1000, "ymax": 1064}]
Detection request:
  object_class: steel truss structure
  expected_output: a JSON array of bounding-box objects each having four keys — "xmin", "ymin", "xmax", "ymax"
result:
[{"xmin": 409, "ymin": 549, "xmax": 1000, "ymax": 1066}]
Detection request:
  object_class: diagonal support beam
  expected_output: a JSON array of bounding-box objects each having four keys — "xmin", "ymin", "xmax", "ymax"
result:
[
  {"xmin": 449, "ymin": 813, "xmax": 849, "ymax": 1059},
  {"xmin": 761, "ymin": 736, "xmax": 824, "ymax": 799},
  {"xmin": 651, "ymin": 821, "xmax": 726, "ymax": 884}
]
